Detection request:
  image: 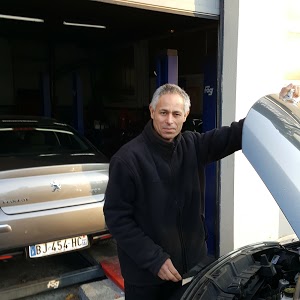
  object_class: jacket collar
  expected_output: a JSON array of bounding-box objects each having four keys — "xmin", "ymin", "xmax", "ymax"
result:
[{"xmin": 142, "ymin": 120, "xmax": 181, "ymax": 157}]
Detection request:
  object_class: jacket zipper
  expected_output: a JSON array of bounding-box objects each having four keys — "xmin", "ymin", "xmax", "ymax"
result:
[
  {"xmin": 177, "ymin": 208, "xmax": 187, "ymax": 273},
  {"xmin": 170, "ymin": 146, "xmax": 188, "ymax": 274}
]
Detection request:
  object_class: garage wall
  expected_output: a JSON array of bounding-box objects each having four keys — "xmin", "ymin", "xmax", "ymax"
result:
[
  {"xmin": 221, "ymin": 0, "xmax": 298, "ymax": 255},
  {"xmin": 0, "ymin": 38, "xmax": 95, "ymax": 118},
  {"xmin": 0, "ymin": 38, "xmax": 49, "ymax": 115},
  {"xmin": 0, "ymin": 38, "xmax": 14, "ymax": 106}
]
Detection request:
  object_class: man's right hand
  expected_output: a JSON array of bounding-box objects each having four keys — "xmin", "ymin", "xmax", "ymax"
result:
[{"xmin": 157, "ymin": 258, "xmax": 182, "ymax": 282}]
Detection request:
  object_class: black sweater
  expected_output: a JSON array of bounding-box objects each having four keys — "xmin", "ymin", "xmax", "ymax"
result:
[{"xmin": 104, "ymin": 119, "xmax": 244, "ymax": 286}]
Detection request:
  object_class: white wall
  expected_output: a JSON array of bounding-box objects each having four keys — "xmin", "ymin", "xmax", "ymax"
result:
[
  {"xmin": 221, "ymin": 0, "xmax": 299, "ymax": 255},
  {"xmin": 108, "ymin": 0, "xmax": 219, "ymax": 16}
]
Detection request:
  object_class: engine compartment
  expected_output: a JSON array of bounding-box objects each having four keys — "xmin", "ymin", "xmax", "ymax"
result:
[
  {"xmin": 249, "ymin": 243, "xmax": 300, "ymax": 299},
  {"xmin": 186, "ymin": 241, "xmax": 300, "ymax": 299}
]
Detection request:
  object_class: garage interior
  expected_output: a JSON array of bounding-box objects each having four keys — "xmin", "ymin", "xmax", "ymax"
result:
[
  {"xmin": 0, "ymin": 0, "xmax": 220, "ymax": 257},
  {"xmin": 0, "ymin": 0, "xmax": 218, "ymax": 158}
]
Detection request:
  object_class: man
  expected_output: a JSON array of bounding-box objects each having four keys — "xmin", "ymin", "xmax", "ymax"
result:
[{"xmin": 104, "ymin": 83, "xmax": 244, "ymax": 300}]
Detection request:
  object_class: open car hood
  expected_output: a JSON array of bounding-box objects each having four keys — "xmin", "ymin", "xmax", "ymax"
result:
[
  {"xmin": 242, "ymin": 93, "xmax": 300, "ymax": 238},
  {"xmin": 180, "ymin": 94, "xmax": 300, "ymax": 300}
]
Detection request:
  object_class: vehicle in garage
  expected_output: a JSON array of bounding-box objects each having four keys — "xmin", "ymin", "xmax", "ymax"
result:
[
  {"xmin": 0, "ymin": 115, "xmax": 110, "ymax": 259},
  {"xmin": 181, "ymin": 93, "xmax": 300, "ymax": 300}
]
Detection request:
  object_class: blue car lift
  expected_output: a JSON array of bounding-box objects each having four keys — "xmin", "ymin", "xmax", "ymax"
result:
[
  {"xmin": 0, "ymin": 250, "xmax": 105, "ymax": 300},
  {"xmin": 156, "ymin": 49, "xmax": 178, "ymax": 86}
]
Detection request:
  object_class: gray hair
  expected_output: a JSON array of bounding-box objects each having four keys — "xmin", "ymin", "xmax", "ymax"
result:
[{"xmin": 150, "ymin": 83, "xmax": 191, "ymax": 113}]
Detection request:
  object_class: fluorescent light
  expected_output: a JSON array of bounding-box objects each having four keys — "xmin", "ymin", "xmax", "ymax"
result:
[
  {"xmin": 0, "ymin": 14, "xmax": 44, "ymax": 23},
  {"xmin": 63, "ymin": 21, "xmax": 106, "ymax": 29}
]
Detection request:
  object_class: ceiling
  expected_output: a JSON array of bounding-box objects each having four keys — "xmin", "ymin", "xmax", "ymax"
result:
[{"xmin": 0, "ymin": 0, "xmax": 218, "ymax": 44}]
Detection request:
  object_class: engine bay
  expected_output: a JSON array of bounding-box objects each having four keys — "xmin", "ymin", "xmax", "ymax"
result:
[{"xmin": 186, "ymin": 241, "xmax": 300, "ymax": 299}]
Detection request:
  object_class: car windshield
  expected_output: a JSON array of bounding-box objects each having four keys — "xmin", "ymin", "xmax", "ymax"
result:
[{"xmin": 0, "ymin": 126, "xmax": 93, "ymax": 156}]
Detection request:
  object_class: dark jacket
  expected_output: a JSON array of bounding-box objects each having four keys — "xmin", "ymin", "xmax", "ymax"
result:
[{"xmin": 104, "ymin": 119, "xmax": 244, "ymax": 286}]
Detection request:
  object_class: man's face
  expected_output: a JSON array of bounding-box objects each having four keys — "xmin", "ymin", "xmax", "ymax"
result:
[{"xmin": 149, "ymin": 93, "xmax": 189, "ymax": 142}]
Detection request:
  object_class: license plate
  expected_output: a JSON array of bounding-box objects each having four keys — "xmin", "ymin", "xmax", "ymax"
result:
[{"xmin": 29, "ymin": 235, "xmax": 89, "ymax": 258}]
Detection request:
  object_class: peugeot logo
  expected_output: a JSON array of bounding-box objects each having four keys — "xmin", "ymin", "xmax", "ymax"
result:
[{"xmin": 51, "ymin": 181, "xmax": 61, "ymax": 192}]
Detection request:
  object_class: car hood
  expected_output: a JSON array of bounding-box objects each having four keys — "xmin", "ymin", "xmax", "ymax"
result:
[{"xmin": 242, "ymin": 93, "xmax": 300, "ymax": 238}]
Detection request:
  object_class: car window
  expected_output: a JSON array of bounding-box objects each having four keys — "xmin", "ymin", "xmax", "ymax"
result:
[
  {"xmin": 54, "ymin": 131, "xmax": 90, "ymax": 151},
  {"xmin": 0, "ymin": 127, "xmax": 92, "ymax": 156}
]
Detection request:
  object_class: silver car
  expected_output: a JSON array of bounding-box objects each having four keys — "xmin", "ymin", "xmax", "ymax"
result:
[
  {"xmin": 180, "ymin": 93, "xmax": 300, "ymax": 300},
  {"xmin": 0, "ymin": 116, "xmax": 109, "ymax": 259}
]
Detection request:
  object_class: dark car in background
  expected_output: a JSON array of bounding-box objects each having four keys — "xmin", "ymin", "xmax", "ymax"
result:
[
  {"xmin": 181, "ymin": 93, "xmax": 300, "ymax": 300},
  {"xmin": 0, "ymin": 116, "xmax": 109, "ymax": 259}
]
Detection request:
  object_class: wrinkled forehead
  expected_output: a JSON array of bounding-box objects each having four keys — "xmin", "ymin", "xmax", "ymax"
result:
[{"xmin": 157, "ymin": 93, "xmax": 185, "ymax": 109}]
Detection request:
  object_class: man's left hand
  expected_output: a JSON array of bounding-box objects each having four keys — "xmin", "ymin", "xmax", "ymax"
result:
[{"xmin": 158, "ymin": 258, "xmax": 182, "ymax": 282}]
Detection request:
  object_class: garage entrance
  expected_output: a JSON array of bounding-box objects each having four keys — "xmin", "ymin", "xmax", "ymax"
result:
[{"xmin": 0, "ymin": 0, "xmax": 220, "ymax": 256}]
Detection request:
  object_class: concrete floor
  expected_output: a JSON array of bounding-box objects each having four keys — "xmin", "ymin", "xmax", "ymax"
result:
[{"xmin": 0, "ymin": 239, "xmax": 122, "ymax": 300}]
